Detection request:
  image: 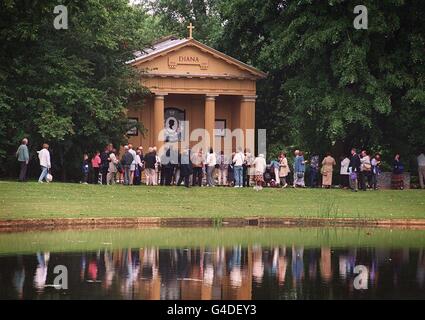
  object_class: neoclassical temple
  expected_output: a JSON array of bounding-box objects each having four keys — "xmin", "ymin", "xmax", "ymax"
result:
[{"xmin": 126, "ymin": 26, "xmax": 266, "ymax": 154}]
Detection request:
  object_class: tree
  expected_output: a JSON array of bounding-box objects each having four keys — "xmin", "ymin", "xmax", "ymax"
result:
[
  {"xmin": 0, "ymin": 0, "xmax": 156, "ymax": 180},
  {"xmin": 219, "ymin": 0, "xmax": 425, "ymax": 167},
  {"xmin": 146, "ymin": 0, "xmax": 223, "ymax": 46}
]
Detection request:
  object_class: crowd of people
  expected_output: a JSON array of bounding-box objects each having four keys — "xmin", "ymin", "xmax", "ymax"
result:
[{"xmin": 15, "ymin": 138, "xmax": 425, "ymax": 191}]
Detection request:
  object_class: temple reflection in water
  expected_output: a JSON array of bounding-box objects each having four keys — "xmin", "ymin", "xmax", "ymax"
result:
[{"xmin": 2, "ymin": 245, "xmax": 425, "ymax": 299}]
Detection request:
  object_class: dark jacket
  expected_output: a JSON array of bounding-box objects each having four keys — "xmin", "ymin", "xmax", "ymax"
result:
[
  {"xmin": 179, "ymin": 152, "xmax": 193, "ymax": 177},
  {"xmin": 393, "ymin": 160, "xmax": 404, "ymax": 174},
  {"xmin": 348, "ymin": 154, "xmax": 361, "ymax": 172},
  {"xmin": 82, "ymin": 160, "xmax": 89, "ymax": 174},
  {"xmin": 144, "ymin": 152, "xmax": 156, "ymax": 169},
  {"xmin": 121, "ymin": 151, "xmax": 133, "ymax": 166},
  {"xmin": 100, "ymin": 151, "xmax": 109, "ymax": 169}
]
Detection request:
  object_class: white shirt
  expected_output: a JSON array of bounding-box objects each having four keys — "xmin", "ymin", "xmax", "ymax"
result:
[
  {"xmin": 206, "ymin": 152, "xmax": 217, "ymax": 167},
  {"xmin": 129, "ymin": 149, "xmax": 137, "ymax": 164},
  {"xmin": 233, "ymin": 152, "xmax": 245, "ymax": 166},
  {"xmin": 38, "ymin": 149, "xmax": 51, "ymax": 168},
  {"xmin": 418, "ymin": 153, "xmax": 425, "ymax": 167},
  {"xmin": 108, "ymin": 153, "xmax": 118, "ymax": 172},
  {"xmin": 360, "ymin": 155, "xmax": 371, "ymax": 171},
  {"xmin": 340, "ymin": 158, "xmax": 350, "ymax": 175},
  {"xmin": 253, "ymin": 156, "xmax": 267, "ymax": 173},
  {"xmin": 135, "ymin": 154, "xmax": 143, "ymax": 166}
]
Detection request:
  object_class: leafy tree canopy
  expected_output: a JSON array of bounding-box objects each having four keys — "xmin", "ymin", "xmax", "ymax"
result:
[{"xmin": 0, "ymin": 0, "xmax": 157, "ymax": 179}]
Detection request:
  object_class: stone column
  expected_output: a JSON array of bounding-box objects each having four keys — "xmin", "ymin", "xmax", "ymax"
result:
[
  {"xmin": 204, "ymin": 94, "xmax": 217, "ymax": 151},
  {"xmin": 153, "ymin": 93, "xmax": 166, "ymax": 149},
  {"xmin": 240, "ymin": 95, "xmax": 256, "ymax": 153}
]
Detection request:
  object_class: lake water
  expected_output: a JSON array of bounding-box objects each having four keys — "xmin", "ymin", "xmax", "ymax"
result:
[{"xmin": 0, "ymin": 227, "xmax": 424, "ymax": 299}]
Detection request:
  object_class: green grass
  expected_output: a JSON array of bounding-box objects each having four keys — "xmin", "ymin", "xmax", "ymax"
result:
[
  {"xmin": 1, "ymin": 227, "xmax": 425, "ymax": 255},
  {"xmin": 0, "ymin": 181, "xmax": 424, "ymax": 220}
]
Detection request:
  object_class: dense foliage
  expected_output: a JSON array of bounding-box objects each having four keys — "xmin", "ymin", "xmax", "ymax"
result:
[
  {"xmin": 0, "ymin": 0, "xmax": 156, "ymax": 180},
  {"xmin": 148, "ymin": 0, "xmax": 425, "ymax": 169}
]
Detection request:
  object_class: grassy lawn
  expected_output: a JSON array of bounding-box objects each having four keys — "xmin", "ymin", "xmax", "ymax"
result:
[{"xmin": 0, "ymin": 181, "xmax": 424, "ymax": 220}]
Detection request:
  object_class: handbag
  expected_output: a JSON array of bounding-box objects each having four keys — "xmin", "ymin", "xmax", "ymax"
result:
[
  {"xmin": 350, "ymin": 172, "xmax": 357, "ymax": 181},
  {"xmin": 297, "ymin": 172, "xmax": 304, "ymax": 179},
  {"xmin": 363, "ymin": 163, "xmax": 372, "ymax": 171}
]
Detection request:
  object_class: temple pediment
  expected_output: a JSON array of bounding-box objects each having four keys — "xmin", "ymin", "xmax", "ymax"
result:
[{"xmin": 128, "ymin": 36, "xmax": 266, "ymax": 80}]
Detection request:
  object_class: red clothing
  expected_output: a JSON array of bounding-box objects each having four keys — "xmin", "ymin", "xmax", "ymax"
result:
[{"xmin": 91, "ymin": 155, "xmax": 101, "ymax": 168}]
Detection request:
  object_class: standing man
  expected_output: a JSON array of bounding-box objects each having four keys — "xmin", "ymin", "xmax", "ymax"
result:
[
  {"xmin": 417, "ymin": 152, "xmax": 425, "ymax": 189},
  {"xmin": 206, "ymin": 147, "xmax": 217, "ymax": 187},
  {"xmin": 37, "ymin": 143, "xmax": 51, "ymax": 183},
  {"xmin": 100, "ymin": 145, "xmax": 110, "ymax": 185},
  {"xmin": 348, "ymin": 148, "xmax": 361, "ymax": 192},
  {"xmin": 144, "ymin": 147, "xmax": 156, "ymax": 186},
  {"xmin": 232, "ymin": 148, "xmax": 245, "ymax": 188},
  {"xmin": 121, "ymin": 145, "xmax": 133, "ymax": 185},
  {"xmin": 16, "ymin": 138, "xmax": 29, "ymax": 182},
  {"xmin": 177, "ymin": 149, "xmax": 193, "ymax": 188}
]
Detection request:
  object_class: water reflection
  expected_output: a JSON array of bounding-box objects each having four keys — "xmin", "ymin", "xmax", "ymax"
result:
[{"xmin": 1, "ymin": 246, "xmax": 425, "ymax": 299}]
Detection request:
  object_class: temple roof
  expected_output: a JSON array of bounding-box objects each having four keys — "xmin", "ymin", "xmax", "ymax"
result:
[{"xmin": 127, "ymin": 36, "xmax": 267, "ymax": 80}]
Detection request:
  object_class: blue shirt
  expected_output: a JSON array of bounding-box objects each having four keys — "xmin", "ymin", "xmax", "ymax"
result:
[
  {"xmin": 270, "ymin": 160, "xmax": 279, "ymax": 169},
  {"xmin": 294, "ymin": 155, "xmax": 305, "ymax": 173},
  {"xmin": 16, "ymin": 144, "xmax": 29, "ymax": 162}
]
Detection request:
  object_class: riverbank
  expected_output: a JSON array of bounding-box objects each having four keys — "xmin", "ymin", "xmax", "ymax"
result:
[
  {"xmin": 0, "ymin": 181, "xmax": 424, "ymax": 227},
  {"xmin": 3, "ymin": 216, "xmax": 425, "ymax": 232}
]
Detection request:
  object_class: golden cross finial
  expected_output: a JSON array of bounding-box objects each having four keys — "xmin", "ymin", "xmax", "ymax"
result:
[{"xmin": 187, "ymin": 22, "xmax": 195, "ymax": 39}]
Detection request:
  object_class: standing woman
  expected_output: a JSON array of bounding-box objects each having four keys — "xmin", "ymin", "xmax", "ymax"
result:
[
  {"xmin": 321, "ymin": 152, "xmax": 336, "ymax": 189},
  {"xmin": 339, "ymin": 155, "xmax": 350, "ymax": 189},
  {"xmin": 91, "ymin": 151, "xmax": 101, "ymax": 184},
  {"xmin": 278, "ymin": 152, "xmax": 290, "ymax": 188},
  {"xmin": 391, "ymin": 154, "xmax": 405, "ymax": 190},
  {"xmin": 371, "ymin": 154, "xmax": 381, "ymax": 190},
  {"xmin": 294, "ymin": 151, "xmax": 306, "ymax": 188},
  {"xmin": 37, "ymin": 143, "xmax": 51, "ymax": 183},
  {"xmin": 218, "ymin": 151, "xmax": 228, "ymax": 186},
  {"xmin": 107, "ymin": 148, "xmax": 118, "ymax": 185},
  {"xmin": 245, "ymin": 150, "xmax": 255, "ymax": 187},
  {"xmin": 228, "ymin": 152, "xmax": 235, "ymax": 187},
  {"xmin": 253, "ymin": 154, "xmax": 267, "ymax": 191}
]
